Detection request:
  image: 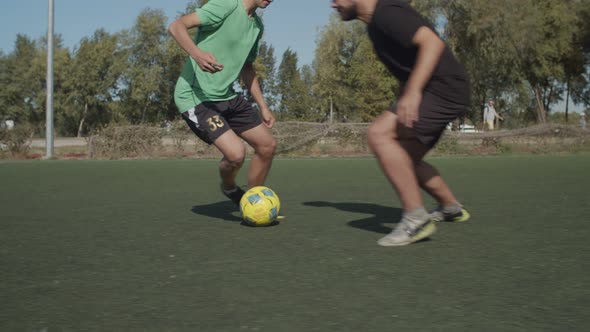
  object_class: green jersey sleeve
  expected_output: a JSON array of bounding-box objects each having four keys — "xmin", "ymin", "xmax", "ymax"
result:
[{"xmin": 195, "ymin": 0, "xmax": 239, "ymax": 29}]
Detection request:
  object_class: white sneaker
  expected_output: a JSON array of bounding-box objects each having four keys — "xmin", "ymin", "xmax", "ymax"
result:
[{"xmin": 377, "ymin": 214, "xmax": 436, "ymax": 247}]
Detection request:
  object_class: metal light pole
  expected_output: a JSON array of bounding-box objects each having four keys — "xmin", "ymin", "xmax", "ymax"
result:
[{"xmin": 45, "ymin": 0, "xmax": 55, "ymax": 159}]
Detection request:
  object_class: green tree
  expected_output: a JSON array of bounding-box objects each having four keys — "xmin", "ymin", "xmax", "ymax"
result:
[
  {"xmin": 447, "ymin": 0, "xmax": 581, "ymax": 124},
  {"xmin": 63, "ymin": 29, "xmax": 124, "ymax": 136},
  {"xmin": 313, "ymin": 15, "xmax": 397, "ymax": 122},
  {"xmin": 119, "ymin": 8, "xmax": 169, "ymax": 124},
  {"xmin": 566, "ymin": 0, "xmax": 590, "ymax": 112},
  {"xmin": 300, "ymin": 64, "xmax": 321, "ymax": 121},
  {"xmin": 0, "ymin": 50, "xmax": 7, "ymax": 121},
  {"xmin": 253, "ymin": 41, "xmax": 279, "ymax": 110},
  {"xmin": 442, "ymin": 1, "xmax": 524, "ymax": 124},
  {"xmin": 2, "ymin": 33, "xmax": 72, "ymax": 134},
  {"xmin": 313, "ymin": 16, "xmax": 361, "ymax": 122},
  {"xmin": 0, "ymin": 35, "xmax": 39, "ymax": 126},
  {"xmin": 347, "ymin": 33, "xmax": 397, "ymax": 121},
  {"xmin": 277, "ymin": 48, "xmax": 309, "ymax": 119}
]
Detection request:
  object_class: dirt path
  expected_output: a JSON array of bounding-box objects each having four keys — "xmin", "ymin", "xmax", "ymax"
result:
[
  {"xmin": 31, "ymin": 137, "xmax": 180, "ymax": 148},
  {"xmin": 31, "ymin": 138, "xmax": 87, "ymax": 148}
]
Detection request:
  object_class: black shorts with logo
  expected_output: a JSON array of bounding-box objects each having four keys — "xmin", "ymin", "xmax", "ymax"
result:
[
  {"xmin": 181, "ymin": 95, "xmax": 262, "ymax": 144},
  {"xmin": 388, "ymin": 90, "xmax": 469, "ymax": 148}
]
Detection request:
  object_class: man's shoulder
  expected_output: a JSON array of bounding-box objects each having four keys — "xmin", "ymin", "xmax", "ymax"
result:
[
  {"xmin": 372, "ymin": 0, "xmax": 426, "ymax": 28},
  {"xmin": 374, "ymin": 0, "xmax": 414, "ymax": 14},
  {"xmin": 376, "ymin": 0, "xmax": 409, "ymax": 8},
  {"xmin": 195, "ymin": 0, "xmax": 241, "ymax": 27},
  {"xmin": 212, "ymin": 0, "xmax": 240, "ymax": 9},
  {"xmin": 199, "ymin": 0, "xmax": 239, "ymax": 14}
]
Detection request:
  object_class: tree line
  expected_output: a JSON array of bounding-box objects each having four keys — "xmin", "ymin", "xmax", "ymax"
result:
[{"xmin": 1, "ymin": 0, "xmax": 589, "ymax": 137}]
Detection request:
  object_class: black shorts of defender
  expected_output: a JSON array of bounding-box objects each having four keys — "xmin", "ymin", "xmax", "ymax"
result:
[
  {"xmin": 181, "ymin": 95, "xmax": 262, "ymax": 145},
  {"xmin": 388, "ymin": 91, "xmax": 468, "ymax": 148}
]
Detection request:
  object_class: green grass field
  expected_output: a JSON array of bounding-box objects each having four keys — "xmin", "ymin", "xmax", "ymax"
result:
[{"xmin": 1, "ymin": 155, "xmax": 589, "ymax": 331}]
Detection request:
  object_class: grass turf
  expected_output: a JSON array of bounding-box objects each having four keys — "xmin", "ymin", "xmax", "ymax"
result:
[{"xmin": 1, "ymin": 155, "xmax": 589, "ymax": 331}]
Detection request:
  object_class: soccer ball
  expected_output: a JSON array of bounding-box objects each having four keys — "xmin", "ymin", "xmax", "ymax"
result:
[{"xmin": 240, "ymin": 186, "xmax": 281, "ymax": 226}]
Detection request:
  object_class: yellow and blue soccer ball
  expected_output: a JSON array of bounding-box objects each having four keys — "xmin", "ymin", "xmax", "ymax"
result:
[{"xmin": 240, "ymin": 186, "xmax": 281, "ymax": 226}]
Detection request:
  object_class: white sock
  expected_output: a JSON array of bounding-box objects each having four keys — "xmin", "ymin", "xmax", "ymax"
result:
[
  {"xmin": 443, "ymin": 203, "xmax": 462, "ymax": 214},
  {"xmin": 405, "ymin": 207, "xmax": 428, "ymax": 219}
]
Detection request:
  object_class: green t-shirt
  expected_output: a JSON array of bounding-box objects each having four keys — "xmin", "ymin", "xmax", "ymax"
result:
[{"xmin": 174, "ymin": 0, "xmax": 263, "ymax": 113}]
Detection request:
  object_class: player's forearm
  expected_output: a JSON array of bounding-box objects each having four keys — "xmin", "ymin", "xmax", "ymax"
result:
[
  {"xmin": 168, "ymin": 20, "xmax": 203, "ymax": 60},
  {"xmin": 250, "ymin": 79, "xmax": 270, "ymax": 111},
  {"xmin": 404, "ymin": 27, "xmax": 446, "ymax": 95},
  {"xmin": 242, "ymin": 65, "xmax": 269, "ymax": 110}
]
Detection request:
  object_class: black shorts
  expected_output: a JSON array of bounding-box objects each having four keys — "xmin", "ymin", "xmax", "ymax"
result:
[
  {"xmin": 388, "ymin": 91, "xmax": 468, "ymax": 148},
  {"xmin": 181, "ymin": 95, "xmax": 262, "ymax": 144}
]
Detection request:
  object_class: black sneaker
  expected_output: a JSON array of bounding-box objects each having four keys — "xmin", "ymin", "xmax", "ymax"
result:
[{"xmin": 221, "ymin": 185, "xmax": 246, "ymax": 206}]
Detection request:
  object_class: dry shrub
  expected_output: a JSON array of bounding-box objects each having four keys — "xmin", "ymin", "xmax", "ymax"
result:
[
  {"xmin": 90, "ymin": 125, "xmax": 163, "ymax": 159},
  {"xmin": 0, "ymin": 124, "xmax": 34, "ymax": 157}
]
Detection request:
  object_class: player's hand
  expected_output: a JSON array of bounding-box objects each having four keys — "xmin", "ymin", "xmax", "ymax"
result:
[
  {"xmin": 396, "ymin": 90, "xmax": 422, "ymax": 128},
  {"xmin": 260, "ymin": 107, "xmax": 275, "ymax": 129},
  {"xmin": 193, "ymin": 50, "xmax": 224, "ymax": 73}
]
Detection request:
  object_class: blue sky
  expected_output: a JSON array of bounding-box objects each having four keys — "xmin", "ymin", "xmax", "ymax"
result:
[{"xmin": 0, "ymin": 0, "xmax": 333, "ymax": 66}]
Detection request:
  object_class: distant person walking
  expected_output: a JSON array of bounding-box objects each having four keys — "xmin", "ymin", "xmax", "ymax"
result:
[
  {"xmin": 580, "ymin": 113, "xmax": 587, "ymax": 130},
  {"xmin": 483, "ymin": 100, "xmax": 503, "ymax": 130}
]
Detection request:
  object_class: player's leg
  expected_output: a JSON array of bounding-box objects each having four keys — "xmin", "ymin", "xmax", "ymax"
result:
[
  {"xmin": 367, "ymin": 111, "xmax": 436, "ymax": 246},
  {"xmin": 415, "ymin": 160, "xmax": 458, "ymax": 206},
  {"xmin": 396, "ymin": 139, "xmax": 466, "ymax": 220},
  {"xmin": 414, "ymin": 159, "xmax": 470, "ymax": 222},
  {"xmin": 239, "ymin": 124, "xmax": 277, "ymax": 188},
  {"xmin": 213, "ymin": 130, "xmax": 246, "ymax": 191},
  {"xmin": 367, "ymin": 111, "xmax": 424, "ymax": 212},
  {"xmin": 408, "ymin": 94, "xmax": 471, "ymax": 223},
  {"xmin": 181, "ymin": 104, "xmax": 246, "ymax": 205},
  {"xmin": 226, "ymin": 95, "xmax": 277, "ymax": 189}
]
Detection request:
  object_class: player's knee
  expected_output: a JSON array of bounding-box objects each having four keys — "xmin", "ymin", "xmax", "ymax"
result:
[
  {"xmin": 367, "ymin": 122, "xmax": 394, "ymax": 149},
  {"xmin": 256, "ymin": 137, "xmax": 277, "ymax": 159},
  {"xmin": 223, "ymin": 151, "xmax": 246, "ymax": 168}
]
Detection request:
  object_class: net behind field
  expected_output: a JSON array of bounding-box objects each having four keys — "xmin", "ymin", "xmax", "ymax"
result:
[{"xmin": 34, "ymin": 121, "xmax": 590, "ymax": 159}]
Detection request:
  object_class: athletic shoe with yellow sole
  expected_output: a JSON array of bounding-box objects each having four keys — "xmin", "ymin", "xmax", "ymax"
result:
[
  {"xmin": 377, "ymin": 214, "xmax": 437, "ymax": 247},
  {"xmin": 430, "ymin": 205, "xmax": 471, "ymax": 223}
]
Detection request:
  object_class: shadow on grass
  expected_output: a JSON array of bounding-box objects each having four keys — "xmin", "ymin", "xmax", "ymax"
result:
[
  {"xmin": 303, "ymin": 201, "xmax": 403, "ymax": 234},
  {"xmin": 190, "ymin": 201, "xmax": 281, "ymax": 227},
  {"xmin": 191, "ymin": 201, "xmax": 242, "ymax": 222}
]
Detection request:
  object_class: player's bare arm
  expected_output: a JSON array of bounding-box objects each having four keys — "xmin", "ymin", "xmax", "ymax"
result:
[
  {"xmin": 241, "ymin": 62, "xmax": 275, "ymax": 128},
  {"xmin": 168, "ymin": 13, "xmax": 224, "ymax": 73},
  {"xmin": 397, "ymin": 27, "xmax": 446, "ymax": 128}
]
